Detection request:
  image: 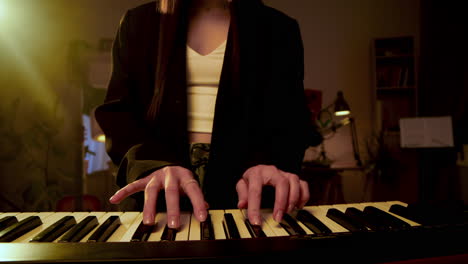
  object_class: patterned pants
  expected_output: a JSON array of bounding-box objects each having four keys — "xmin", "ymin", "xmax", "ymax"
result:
[{"xmin": 189, "ymin": 143, "xmax": 211, "ymax": 191}]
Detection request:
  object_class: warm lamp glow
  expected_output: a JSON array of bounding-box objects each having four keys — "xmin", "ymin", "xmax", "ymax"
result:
[
  {"xmin": 335, "ymin": 110, "xmax": 350, "ymax": 116},
  {"xmin": 96, "ymin": 134, "xmax": 106, "ymax": 143},
  {"xmin": 333, "ymin": 91, "xmax": 351, "ymax": 116}
]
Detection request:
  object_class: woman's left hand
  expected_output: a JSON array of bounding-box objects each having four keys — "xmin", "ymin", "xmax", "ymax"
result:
[{"xmin": 236, "ymin": 165, "xmax": 310, "ymax": 226}]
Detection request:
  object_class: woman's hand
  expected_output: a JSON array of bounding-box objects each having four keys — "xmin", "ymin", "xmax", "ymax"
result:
[
  {"xmin": 236, "ymin": 165, "xmax": 310, "ymax": 225},
  {"xmin": 109, "ymin": 166, "xmax": 208, "ymax": 229}
]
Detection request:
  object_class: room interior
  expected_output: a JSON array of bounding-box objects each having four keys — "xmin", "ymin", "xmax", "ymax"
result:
[{"xmin": 0, "ymin": 0, "xmax": 466, "ymax": 213}]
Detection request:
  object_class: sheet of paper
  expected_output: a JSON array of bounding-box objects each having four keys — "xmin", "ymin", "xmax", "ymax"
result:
[{"xmin": 399, "ymin": 116, "xmax": 454, "ymax": 148}]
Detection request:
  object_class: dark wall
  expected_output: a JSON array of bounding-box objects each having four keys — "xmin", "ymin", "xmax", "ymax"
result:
[{"xmin": 418, "ymin": 0, "xmax": 468, "ymax": 203}]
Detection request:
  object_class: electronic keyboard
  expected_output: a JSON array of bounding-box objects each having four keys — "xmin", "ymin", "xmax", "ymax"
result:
[{"xmin": 0, "ymin": 200, "xmax": 467, "ymax": 263}]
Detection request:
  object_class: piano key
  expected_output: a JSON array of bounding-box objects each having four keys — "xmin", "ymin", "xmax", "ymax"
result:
[
  {"xmin": 0, "ymin": 216, "xmax": 43, "ymax": 242},
  {"xmin": 87, "ymin": 215, "xmax": 121, "ymax": 242},
  {"xmin": 326, "ymin": 208, "xmax": 368, "ymax": 232},
  {"xmin": 300, "ymin": 206, "xmax": 347, "ymax": 234},
  {"xmin": 58, "ymin": 215, "xmax": 99, "ymax": 242},
  {"xmin": 147, "ymin": 212, "xmax": 167, "ymax": 242},
  {"xmin": 244, "ymin": 219, "xmax": 266, "ymax": 238},
  {"xmin": 189, "ymin": 213, "xmax": 202, "ymax": 241},
  {"xmin": 79, "ymin": 212, "xmax": 118, "ymax": 242},
  {"xmin": 0, "ymin": 216, "xmax": 18, "ymax": 232},
  {"xmin": 131, "ymin": 221, "xmax": 155, "ymax": 242},
  {"xmin": 209, "ymin": 210, "xmax": 226, "ymax": 239},
  {"xmin": 107, "ymin": 212, "xmax": 141, "ymax": 242},
  {"xmin": 260, "ymin": 209, "xmax": 289, "ymax": 237},
  {"xmin": 225, "ymin": 209, "xmax": 252, "ymax": 238},
  {"xmin": 223, "ymin": 213, "xmax": 240, "ymax": 239},
  {"xmin": 240, "ymin": 209, "xmax": 276, "ymax": 237},
  {"xmin": 363, "ymin": 206, "xmax": 411, "ymax": 230},
  {"xmin": 160, "ymin": 225, "xmax": 177, "ymax": 241},
  {"xmin": 373, "ymin": 202, "xmax": 421, "ymax": 227},
  {"xmin": 175, "ymin": 213, "xmax": 191, "ymax": 241},
  {"xmin": 200, "ymin": 214, "xmax": 214, "ymax": 240},
  {"xmin": 279, "ymin": 213, "xmax": 307, "ymax": 236},
  {"xmin": 30, "ymin": 215, "xmax": 76, "ymax": 242},
  {"xmin": 295, "ymin": 209, "xmax": 332, "ymax": 235}
]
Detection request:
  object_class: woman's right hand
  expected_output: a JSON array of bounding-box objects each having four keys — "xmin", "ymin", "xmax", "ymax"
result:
[{"xmin": 109, "ymin": 166, "xmax": 208, "ymax": 229}]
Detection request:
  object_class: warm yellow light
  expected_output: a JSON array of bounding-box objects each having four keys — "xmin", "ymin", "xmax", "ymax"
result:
[
  {"xmin": 96, "ymin": 134, "xmax": 106, "ymax": 143},
  {"xmin": 335, "ymin": 110, "xmax": 350, "ymax": 116}
]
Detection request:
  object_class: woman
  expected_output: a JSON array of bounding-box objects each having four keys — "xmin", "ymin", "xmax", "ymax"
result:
[{"xmin": 95, "ymin": 0, "xmax": 322, "ymax": 229}]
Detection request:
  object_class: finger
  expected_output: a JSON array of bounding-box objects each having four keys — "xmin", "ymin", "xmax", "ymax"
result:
[
  {"xmin": 143, "ymin": 176, "xmax": 163, "ymax": 225},
  {"xmin": 285, "ymin": 173, "xmax": 300, "ymax": 213},
  {"xmin": 236, "ymin": 179, "xmax": 248, "ymax": 209},
  {"xmin": 272, "ymin": 174, "xmax": 289, "ymax": 223},
  {"xmin": 298, "ymin": 180, "xmax": 310, "ymax": 208},
  {"xmin": 165, "ymin": 173, "xmax": 181, "ymax": 229},
  {"xmin": 244, "ymin": 172, "xmax": 263, "ymax": 226},
  {"xmin": 109, "ymin": 176, "xmax": 151, "ymax": 204},
  {"xmin": 182, "ymin": 178, "xmax": 208, "ymax": 222}
]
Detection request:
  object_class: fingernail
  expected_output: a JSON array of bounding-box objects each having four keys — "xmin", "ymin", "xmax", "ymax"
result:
[
  {"xmin": 198, "ymin": 210, "xmax": 207, "ymax": 222},
  {"xmin": 274, "ymin": 210, "xmax": 283, "ymax": 223},
  {"xmin": 288, "ymin": 203, "xmax": 295, "ymax": 213},
  {"xmin": 143, "ymin": 214, "xmax": 154, "ymax": 225},
  {"xmin": 251, "ymin": 215, "xmax": 262, "ymax": 226},
  {"xmin": 168, "ymin": 215, "xmax": 179, "ymax": 228},
  {"xmin": 109, "ymin": 195, "xmax": 115, "ymax": 202}
]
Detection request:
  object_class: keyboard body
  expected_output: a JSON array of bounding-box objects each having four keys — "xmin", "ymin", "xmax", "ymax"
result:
[{"xmin": 0, "ymin": 201, "xmax": 467, "ymax": 263}]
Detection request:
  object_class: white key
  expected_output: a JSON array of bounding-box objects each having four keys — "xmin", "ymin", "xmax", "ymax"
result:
[
  {"xmin": 0, "ymin": 212, "xmax": 20, "ymax": 218},
  {"xmin": 15, "ymin": 212, "xmax": 70, "ymax": 243},
  {"xmin": 188, "ymin": 213, "xmax": 201, "ymax": 241},
  {"xmin": 148, "ymin": 213, "xmax": 167, "ymax": 242},
  {"xmin": 260, "ymin": 209, "xmax": 289, "ymax": 237},
  {"xmin": 118, "ymin": 213, "xmax": 143, "ymax": 242},
  {"xmin": 225, "ymin": 209, "xmax": 251, "ymax": 238},
  {"xmin": 78, "ymin": 212, "xmax": 109, "ymax": 242},
  {"xmin": 303, "ymin": 206, "xmax": 348, "ymax": 233},
  {"xmin": 107, "ymin": 212, "xmax": 140, "ymax": 242},
  {"xmin": 10, "ymin": 212, "xmax": 54, "ymax": 242},
  {"xmin": 209, "ymin": 210, "xmax": 226, "ymax": 240},
  {"xmin": 240, "ymin": 209, "xmax": 276, "ymax": 237},
  {"xmin": 175, "ymin": 212, "xmax": 191, "ymax": 241},
  {"xmin": 373, "ymin": 202, "xmax": 421, "ymax": 226}
]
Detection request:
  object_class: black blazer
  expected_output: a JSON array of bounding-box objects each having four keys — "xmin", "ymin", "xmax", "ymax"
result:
[{"xmin": 95, "ymin": 0, "xmax": 322, "ymax": 209}]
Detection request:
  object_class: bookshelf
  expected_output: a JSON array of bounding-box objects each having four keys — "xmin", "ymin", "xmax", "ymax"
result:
[
  {"xmin": 369, "ymin": 36, "xmax": 420, "ymax": 203},
  {"xmin": 372, "ymin": 36, "xmax": 418, "ymax": 133}
]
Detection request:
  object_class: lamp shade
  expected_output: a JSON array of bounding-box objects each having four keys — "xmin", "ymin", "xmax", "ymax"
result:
[{"xmin": 334, "ymin": 91, "xmax": 351, "ymax": 116}]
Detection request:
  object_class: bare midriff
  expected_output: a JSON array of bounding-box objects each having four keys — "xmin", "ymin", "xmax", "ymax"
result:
[{"xmin": 189, "ymin": 131, "xmax": 212, "ymax": 144}]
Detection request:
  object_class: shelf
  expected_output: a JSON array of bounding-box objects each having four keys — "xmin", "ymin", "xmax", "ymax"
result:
[{"xmin": 372, "ymin": 36, "xmax": 417, "ymax": 133}]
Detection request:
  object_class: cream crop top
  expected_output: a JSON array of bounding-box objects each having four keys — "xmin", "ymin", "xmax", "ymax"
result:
[{"xmin": 186, "ymin": 41, "xmax": 226, "ymax": 133}]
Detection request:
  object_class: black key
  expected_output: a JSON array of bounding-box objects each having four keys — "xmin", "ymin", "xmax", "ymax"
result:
[
  {"xmin": 296, "ymin": 209, "xmax": 332, "ymax": 235},
  {"xmin": 223, "ymin": 213, "xmax": 240, "ymax": 239},
  {"xmin": 389, "ymin": 204, "xmax": 412, "ymax": 220},
  {"xmin": 131, "ymin": 221, "xmax": 155, "ymax": 242},
  {"xmin": 58, "ymin": 215, "xmax": 99, "ymax": 242},
  {"xmin": 200, "ymin": 214, "xmax": 214, "ymax": 240},
  {"xmin": 30, "ymin": 216, "xmax": 76, "ymax": 242},
  {"xmin": 0, "ymin": 216, "xmax": 42, "ymax": 242},
  {"xmin": 280, "ymin": 214, "xmax": 306, "ymax": 236},
  {"xmin": 0, "ymin": 216, "xmax": 18, "ymax": 232},
  {"xmin": 160, "ymin": 225, "xmax": 177, "ymax": 241},
  {"xmin": 87, "ymin": 215, "xmax": 121, "ymax": 242},
  {"xmin": 363, "ymin": 206, "xmax": 411, "ymax": 230},
  {"xmin": 244, "ymin": 219, "xmax": 266, "ymax": 238},
  {"xmin": 326, "ymin": 208, "xmax": 368, "ymax": 232},
  {"xmin": 345, "ymin": 207, "xmax": 381, "ymax": 231}
]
